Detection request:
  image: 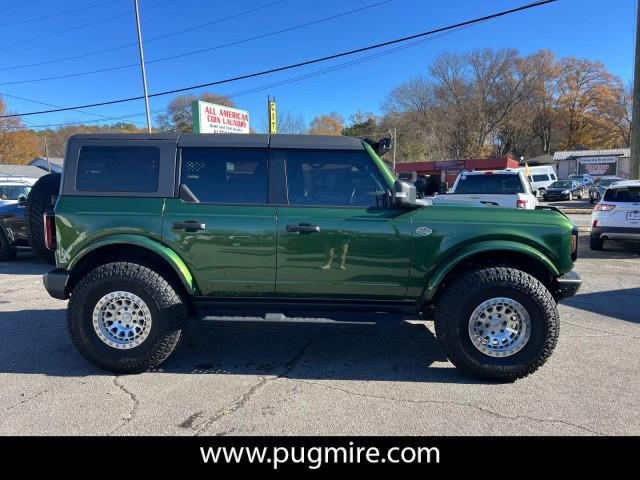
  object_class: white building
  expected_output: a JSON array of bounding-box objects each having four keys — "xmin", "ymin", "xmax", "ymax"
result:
[{"xmin": 553, "ymin": 148, "xmax": 630, "ymax": 179}]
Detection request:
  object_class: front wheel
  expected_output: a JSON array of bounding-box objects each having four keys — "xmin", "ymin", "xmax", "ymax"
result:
[
  {"xmin": 0, "ymin": 228, "xmax": 17, "ymax": 261},
  {"xmin": 67, "ymin": 262, "xmax": 187, "ymax": 373},
  {"xmin": 590, "ymin": 234, "xmax": 604, "ymax": 250},
  {"xmin": 434, "ymin": 267, "xmax": 559, "ymax": 382}
]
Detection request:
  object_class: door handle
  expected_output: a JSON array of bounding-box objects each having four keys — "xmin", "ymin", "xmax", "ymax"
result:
[
  {"xmin": 173, "ymin": 221, "xmax": 206, "ymax": 231},
  {"xmin": 286, "ymin": 224, "xmax": 320, "ymax": 234}
]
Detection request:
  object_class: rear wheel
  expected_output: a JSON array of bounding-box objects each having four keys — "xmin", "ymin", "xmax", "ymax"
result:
[
  {"xmin": 25, "ymin": 173, "xmax": 61, "ymax": 265},
  {"xmin": 67, "ymin": 262, "xmax": 187, "ymax": 373},
  {"xmin": 590, "ymin": 234, "xmax": 604, "ymax": 250},
  {"xmin": 0, "ymin": 228, "xmax": 17, "ymax": 261},
  {"xmin": 434, "ymin": 267, "xmax": 559, "ymax": 382}
]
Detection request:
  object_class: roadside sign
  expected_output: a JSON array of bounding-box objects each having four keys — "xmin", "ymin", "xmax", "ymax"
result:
[
  {"xmin": 268, "ymin": 99, "xmax": 277, "ymax": 134},
  {"xmin": 192, "ymin": 100, "xmax": 250, "ymax": 134},
  {"xmin": 578, "ymin": 156, "xmax": 618, "ymax": 176}
]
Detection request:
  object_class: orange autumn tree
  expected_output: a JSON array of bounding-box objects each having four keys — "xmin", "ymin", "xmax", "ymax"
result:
[
  {"xmin": 0, "ymin": 98, "xmax": 41, "ymax": 164},
  {"xmin": 308, "ymin": 112, "xmax": 344, "ymax": 135}
]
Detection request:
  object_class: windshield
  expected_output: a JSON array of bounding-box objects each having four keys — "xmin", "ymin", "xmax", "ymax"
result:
[
  {"xmin": 453, "ymin": 174, "xmax": 524, "ymax": 194},
  {"xmin": 550, "ymin": 181, "xmax": 573, "ymax": 189},
  {"xmin": 600, "ymin": 178, "xmax": 620, "ymax": 187},
  {"xmin": 0, "ymin": 185, "xmax": 30, "ymax": 201}
]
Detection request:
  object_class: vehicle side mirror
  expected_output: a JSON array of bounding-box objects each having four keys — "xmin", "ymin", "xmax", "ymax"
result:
[
  {"xmin": 393, "ymin": 180, "xmax": 417, "ymax": 208},
  {"xmin": 18, "ymin": 195, "xmax": 27, "ymax": 206}
]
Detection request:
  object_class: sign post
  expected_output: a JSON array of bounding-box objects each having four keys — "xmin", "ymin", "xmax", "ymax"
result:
[
  {"xmin": 192, "ymin": 100, "xmax": 250, "ymax": 134},
  {"xmin": 268, "ymin": 97, "xmax": 277, "ymax": 134}
]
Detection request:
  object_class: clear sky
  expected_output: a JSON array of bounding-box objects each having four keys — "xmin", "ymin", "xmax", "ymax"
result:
[{"xmin": 0, "ymin": 0, "xmax": 636, "ymax": 131}]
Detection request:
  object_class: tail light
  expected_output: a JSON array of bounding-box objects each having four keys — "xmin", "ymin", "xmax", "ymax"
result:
[
  {"xmin": 44, "ymin": 211, "xmax": 56, "ymax": 250},
  {"xmin": 592, "ymin": 219, "xmax": 598, "ymax": 228},
  {"xmin": 594, "ymin": 204, "xmax": 615, "ymax": 212},
  {"xmin": 516, "ymin": 199, "xmax": 527, "ymax": 209}
]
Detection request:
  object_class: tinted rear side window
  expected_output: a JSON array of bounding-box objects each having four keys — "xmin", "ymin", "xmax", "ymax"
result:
[
  {"xmin": 180, "ymin": 148, "xmax": 268, "ymax": 204},
  {"xmin": 454, "ymin": 174, "xmax": 525, "ymax": 194},
  {"xmin": 279, "ymin": 150, "xmax": 388, "ymax": 207},
  {"xmin": 604, "ymin": 187, "xmax": 640, "ymax": 202},
  {"xmin": 76, "ymin": 146, "xmax": 160, "ymax": 192},
  {"xmin": 532, "ymin": 174, "xmax": 549, "ymax": 182}
]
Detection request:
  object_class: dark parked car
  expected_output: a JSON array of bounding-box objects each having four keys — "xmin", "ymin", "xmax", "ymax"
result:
[
  {"xmin": 543, "ymin": 180, "xmax": 584, "ymax": 202},
  {"xmin": 589, "ymin": 176, "xmax": 623, "ymax": 203},
  {"xmin": 0, "ymin": 201, "xmax": 28, "ymax": 261}
]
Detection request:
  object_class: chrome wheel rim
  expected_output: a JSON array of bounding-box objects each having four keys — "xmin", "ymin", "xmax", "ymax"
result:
[
  {"xmin": 92, "ymin": 291, "xmax": 152, "ymax": 349},
  {"xmin": 468, "ymin": 297, "xmax": 531, "ymax": 358}
]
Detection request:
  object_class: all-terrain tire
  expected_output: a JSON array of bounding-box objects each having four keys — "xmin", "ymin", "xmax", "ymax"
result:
[
  {"xmin": 434, "ymin": 267, "xmax": 559, "ymax": 382},
  {"xmin": 590, "ymin": 234, "xmax": 604, "ymax": 250},
  {"xmin": 67, "ymin": 262, "xmax": 187, "ymax": 373},
  {"xmin": 0, "ymin": 228, "xmax": 17, "ymax": 261},
  {"xmin": 25, "ymin": 173, "xmax": 61, "ymax": 265}
]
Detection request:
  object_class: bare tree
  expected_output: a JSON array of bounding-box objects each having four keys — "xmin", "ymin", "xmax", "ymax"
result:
[
  {"xmin": 156, "ymin": 93, "xmax": 235, "ymax": 133},
  {"xmin": 260, "ymin": 110, "xmax": 307, "ymax": 134}
]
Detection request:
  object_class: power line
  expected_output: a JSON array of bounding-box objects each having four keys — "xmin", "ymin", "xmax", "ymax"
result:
[
  {"xmin": 1, "ymin": 0, "xmax": 558, "ymax": 119},
  {"xmin": 16, "ymin": 22, "xmax": 475, "ymax": 130},
  {"xmin": 0, "ymin": 0, "xmax": 394, "ymax": 85},
  {"xmin": 0, "ymin": 0, "xmax": 287, "ymax": 71},
  {"xmin": 0, "ymin": 91, "xmax": 113, "ymax": 119},
  {"xmin": 0, "ymin": 1, "xmax": 37, "ymax": 14},
  {"xmin": 0, "ymin": 0, "xmax": 177, "ymax": 51},
  {"xmin": 0, "ymin": 0, "xmax": 124, "ymax": 28}
]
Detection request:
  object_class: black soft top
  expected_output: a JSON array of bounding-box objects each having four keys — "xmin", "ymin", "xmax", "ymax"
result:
[{"xmin": 67, "ymin": 133, "xmax": 364, "ymax": 151}]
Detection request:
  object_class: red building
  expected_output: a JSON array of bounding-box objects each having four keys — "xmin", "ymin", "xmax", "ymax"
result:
[{"xmin": 395, "ymin": 157, "xmax": 520, "ymax": 186}]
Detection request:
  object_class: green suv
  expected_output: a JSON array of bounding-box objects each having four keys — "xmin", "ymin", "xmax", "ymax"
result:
[{"xmin": 42, "ymin": 133, "xmax": 581, "ymax": 381}]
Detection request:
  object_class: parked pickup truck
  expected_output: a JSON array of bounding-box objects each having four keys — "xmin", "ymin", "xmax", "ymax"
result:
[
  {"xmin": 432, "ymin": 170, "xmax": 538, "ymax": 209},
  {"xmin": 40, "ymin": 134, "xmax": 580, "ymax": 382}
]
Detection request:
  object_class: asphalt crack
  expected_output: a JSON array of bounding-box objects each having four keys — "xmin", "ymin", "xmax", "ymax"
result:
[
  {"xmin": 108, "ymin": 376, "xmax": 139, "ymax": 435},
  {"xmin": 192, "ymin": 338, "xmax": 316, "ymax": 436},
  {"xmin": 292, "ymin": 379, "xmax": 607, "ymax": 436},
  {"xmin": 6, "ymin": 389, "xmax": 50, "ymax": 410},
  {"xmin": 564, "ymin": 321, "xmax": 640, "ymax": 340}
]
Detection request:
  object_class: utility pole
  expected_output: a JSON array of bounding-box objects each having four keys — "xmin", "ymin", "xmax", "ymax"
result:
[
  {"xmin": 631, "ymin": 0, "xmax": 640, "ymax": 179},
  {"xmin": 43, "ymin": 136, "xmax": 51, "ymax": 173},
  {"xmin": 133, "ymin": 0, "xmax": 152, "ymax": 133},
  {"xmin": 391, "ymin": 127, "xmax": 397, "ymax": 172}
]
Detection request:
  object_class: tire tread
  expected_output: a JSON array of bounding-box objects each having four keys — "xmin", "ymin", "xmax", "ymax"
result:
[{"xmin": 434, "ymin": 266, "xmax": 559, "ymax": 382}]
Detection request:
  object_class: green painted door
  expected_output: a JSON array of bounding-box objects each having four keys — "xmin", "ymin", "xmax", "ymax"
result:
[
  {"xmin": 273, "ymin": 149, "xmax": 413, "ymax": 299},
  {"xmin": 162, "ymin": 147, "xmax": 276, "ymax": 296}
]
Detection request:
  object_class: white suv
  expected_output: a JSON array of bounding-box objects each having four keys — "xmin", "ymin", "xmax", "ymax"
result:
[
  {"xmin": 590, "ymin": 180, "xmax": 640, "ymax": 250},
  {"xmin": 432, "ymin": 170, "xmax": 538, "ymax": 209}
]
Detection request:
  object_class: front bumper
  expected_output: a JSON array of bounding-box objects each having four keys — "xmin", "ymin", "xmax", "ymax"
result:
[
  {"xmin": 544, "ymin": 193, "xmax": 568, "ymax": 201},
  {"xmin": 43, "ymin": 269, "xmax": 70, "ymax": 300},
  {"xmin": 591, "ymin": 226, "xmax": 640, "ymax": 241},
  {"xmin": 555, "ymin": 271, "xmax": 582, "ymax": 301}
]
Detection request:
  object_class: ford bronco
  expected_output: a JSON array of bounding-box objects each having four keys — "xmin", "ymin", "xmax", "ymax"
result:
[{"xmin": 42, "ymin": 133, "xmax": 581, "ymax": 381}]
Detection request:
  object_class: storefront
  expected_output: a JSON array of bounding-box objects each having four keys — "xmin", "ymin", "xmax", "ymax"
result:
[{"xmin": 553, "ymin": 149, "xmax": 630, "ymax": 179}]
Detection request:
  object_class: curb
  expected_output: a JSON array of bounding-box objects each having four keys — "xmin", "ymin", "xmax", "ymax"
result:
[{"xmin": 559, "ymin": 208, "xmax": 593, "ymax": 215}]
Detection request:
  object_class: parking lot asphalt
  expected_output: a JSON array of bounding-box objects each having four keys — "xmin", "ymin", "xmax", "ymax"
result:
[{"xmin": 1, "ymin": 236, "xmax": 639, "ymax": 436}]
